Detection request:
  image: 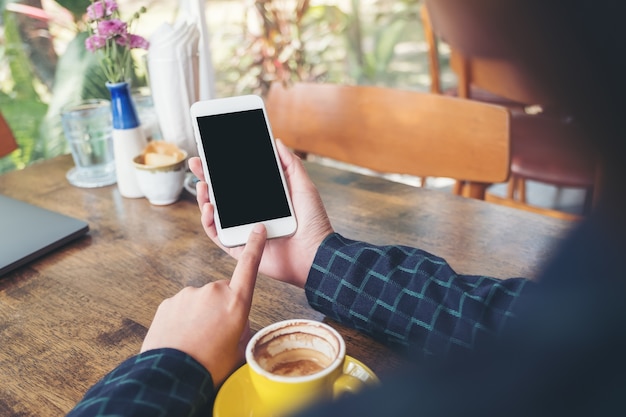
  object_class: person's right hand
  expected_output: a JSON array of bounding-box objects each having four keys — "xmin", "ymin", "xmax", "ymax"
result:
[
  {"xmin": 140, "ymin": 223, "xmax": 267, "ymax": 387},
  {"xmin": 188, "ymin": 140, "xmax": 334, "ymax": 288}
]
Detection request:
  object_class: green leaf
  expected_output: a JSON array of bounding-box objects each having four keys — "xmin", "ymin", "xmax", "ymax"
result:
[
  {"xmin": 3, "ymin": 11, "xmax": 40, "ymax": 101},
  {"xmin": 373, "ymin": 18, "xmax": 408, "ymax": 75},
  {"xmin": 54, "ymin": 0, "xmax": 88, "ymax": 23}
]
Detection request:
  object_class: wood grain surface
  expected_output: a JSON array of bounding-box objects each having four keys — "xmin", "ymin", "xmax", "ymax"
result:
[{"xmin": 0, "ymin": 155, "xmax": 574, "ymax": 416}]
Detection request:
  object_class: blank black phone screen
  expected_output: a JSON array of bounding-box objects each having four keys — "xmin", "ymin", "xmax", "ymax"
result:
[{"xmin": 196, "ymin": 109, "xmax": 292, "ymax": 228}]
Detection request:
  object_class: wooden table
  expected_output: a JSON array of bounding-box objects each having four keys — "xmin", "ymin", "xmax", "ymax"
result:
[{"xmin": 0, "ymin": 155, "xmax": 574, "ymax": 416}]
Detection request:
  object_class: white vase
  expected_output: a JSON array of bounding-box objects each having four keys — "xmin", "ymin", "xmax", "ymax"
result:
[
  {"xmin": 112, "ymin": 127, "xmax": 147, "ymax": 198},
  {"xmin": 106, "ymin": 81, "xmax": 148, "ymax": 198}
]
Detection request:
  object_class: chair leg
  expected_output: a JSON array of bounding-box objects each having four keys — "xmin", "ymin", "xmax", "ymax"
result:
[
  {"xmin": 518, "ymin": 179, "xmax": 527, "ymax": 203},
  {"xmin": 453, "ymin": 180, "xmax": 464, "ymax": 195},
  {"xmin": 507, "ymin": 177, "xmax": 516, "ymax": 199},
  {"xmin": 465, "ymin": 183, "xmax": 487, "ymax": 200},
  {"xmin": 506, "ymin": 175, "xmax": 528, "ymax": 203}
]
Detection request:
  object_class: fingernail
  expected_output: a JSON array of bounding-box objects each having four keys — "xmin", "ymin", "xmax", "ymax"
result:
[{"xmin": 252, "ymin": 223, "xmax": 265, "ymax": 234}]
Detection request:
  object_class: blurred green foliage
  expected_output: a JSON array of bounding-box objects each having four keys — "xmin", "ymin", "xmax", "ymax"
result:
[
  {"xmin": 219, "ymin": 0, "xmax": 422, "ymax": 97},
  {"xmin": 1, "ymin": 0, "xmax": 426, "ymax": 174},
  {"xmin": 345, "ymin": 0, "xmax": 420, "ymax": 85},
  {"xmin": 0, "ymin": 8, "xmax": 47, "ymax": 173},
  {"xmin": 1, "ymin": 0, "xmax": 145, "ymax": 174}
]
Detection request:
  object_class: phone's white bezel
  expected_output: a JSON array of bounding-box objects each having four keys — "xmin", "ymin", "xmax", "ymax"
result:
[{"xmin": 190, "ymin": 95, "xmax": 297, "ymax": 247}]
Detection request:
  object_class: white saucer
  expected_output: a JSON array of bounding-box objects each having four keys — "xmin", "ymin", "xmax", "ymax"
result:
[
  {"xmin": 213, "ymin": 356, "xmax": 379, "ymax": 417},
  {"xmin": 183, "ymin": 172, "xmax": 198, "ymax": 196}
]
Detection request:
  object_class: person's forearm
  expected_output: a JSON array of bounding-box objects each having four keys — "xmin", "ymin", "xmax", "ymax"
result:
[
  {"xmin": 67, "ymin": 348, "xmax": 215, "ymax": 417},
  {"xmin": 304, "ymin": 233, "xmax": 532, "ymax": 357}
]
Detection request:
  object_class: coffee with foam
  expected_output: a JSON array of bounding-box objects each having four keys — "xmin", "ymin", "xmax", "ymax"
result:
[{"xmin": 246, "ymin": 319, "xmax": 366, "ymax": 417}]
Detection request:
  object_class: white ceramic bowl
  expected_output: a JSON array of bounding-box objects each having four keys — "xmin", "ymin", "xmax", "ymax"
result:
[{"xmin": 133, "ymin": 144, "xmax": 188, "ymax": 206}]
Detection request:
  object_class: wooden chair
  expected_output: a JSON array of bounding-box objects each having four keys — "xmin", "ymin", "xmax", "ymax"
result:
[
  {"xmin": 0, "ymin": 112, "xmax": 19, "ymax": 158},
  {"xmin": 265, "ymin": 81, "xmax": 510, "ymax": 200},
  {"xmin": 421, "ymin": 0, "xmax": 596, "ymax": 220}
]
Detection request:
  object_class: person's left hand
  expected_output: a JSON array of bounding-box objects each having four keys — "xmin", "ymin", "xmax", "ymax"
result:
[
  {"xmin": 140, "ymin": 223, "xmax": 267, "ymax": 387},
  {"xmin": 188, "ymin": 140, "xmax": 334, "ymax": 289}
]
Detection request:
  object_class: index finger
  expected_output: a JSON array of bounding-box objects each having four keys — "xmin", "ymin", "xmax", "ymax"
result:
[{"xmin": 229, "ymin": 223, "xmax": 267, "ymax": 303}]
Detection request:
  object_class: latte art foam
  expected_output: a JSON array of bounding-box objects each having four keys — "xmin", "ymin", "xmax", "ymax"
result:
[{"xmin": 266, "ymin": 348, "xmax": 331, "ymax": 377}]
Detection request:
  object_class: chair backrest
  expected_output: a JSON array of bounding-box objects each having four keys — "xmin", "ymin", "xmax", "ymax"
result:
[
  {"xmin": 421, "ymin": 0, "xmax": 599, "ymax": 218},
  {"xmin": 0, "ymin": 112, "xmax": 19, "ymax": 158},
  {"xmin": 422, "ymin": 0, "xmax": 553, "ymax": 106},
  {"xmin": 265, "ymin": 82, "xmax": 510, "ymax": 199}
]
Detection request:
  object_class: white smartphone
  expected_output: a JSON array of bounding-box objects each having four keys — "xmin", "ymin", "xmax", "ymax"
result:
[{"xmin": 190, "ymin": 95, "xmax": 297, "ymax": 247}]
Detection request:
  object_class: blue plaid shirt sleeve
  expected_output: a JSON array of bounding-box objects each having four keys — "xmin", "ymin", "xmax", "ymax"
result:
[
  {"xmin": 305, "ymin": 233, "xmax": 532, "ymax": 357},
  {"xmin": 66, "ymin": 348, "xmax": 215, "ymax": 417}
]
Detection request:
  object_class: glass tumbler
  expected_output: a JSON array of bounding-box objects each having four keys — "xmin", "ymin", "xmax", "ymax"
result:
[{"xmin": 61, "ymin": 99, "xmax": 117, "ymax": 188}]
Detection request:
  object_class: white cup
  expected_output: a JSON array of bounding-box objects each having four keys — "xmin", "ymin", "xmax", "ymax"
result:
[{"xmin": 133, "ymin": 142, "xmax": 187, "ymax": 205}]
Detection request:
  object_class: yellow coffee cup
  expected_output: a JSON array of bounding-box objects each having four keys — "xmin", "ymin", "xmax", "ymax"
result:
[{"xmin": 245, "ymin": 319, "xmax": 370, "ymax": 417}]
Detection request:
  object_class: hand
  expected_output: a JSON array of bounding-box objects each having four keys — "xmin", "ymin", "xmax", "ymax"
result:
[
  {"xmin": 188, "ymin": 139, "xmax": 334, "ymax": 288},
  {"xmin": 140, "ymin": 224, "xmax": 267, "ymax": 387}
]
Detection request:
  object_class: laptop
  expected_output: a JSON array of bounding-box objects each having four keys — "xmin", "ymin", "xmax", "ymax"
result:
[{"xmin": 0, "ymin": 195, "xmax": 89, "ymax": 276}]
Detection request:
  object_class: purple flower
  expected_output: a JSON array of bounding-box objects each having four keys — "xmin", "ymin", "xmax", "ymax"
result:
[
  {"xmin": 86, "ymin": 0, "xmax": 118, "ymax": 20},
  {"xmin": 128, "ymin": 34, "xmax": 149, "ymax": 50},
  {"xmin": 114, "ymin": 34, "xmax": 130, "ymax": 47},
  {"xmin": 85, "ymin": 35, "xmax": 107, "ymax": 52},
  {"xmin": 97, "ymin": 19, "xmax": 127, "ymax": 38},
  {"xmin": 84, "ymin": 0, "xmax": 148, "ymax": 83}
]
